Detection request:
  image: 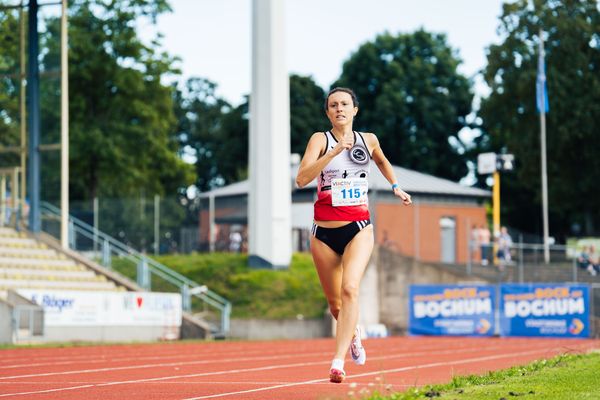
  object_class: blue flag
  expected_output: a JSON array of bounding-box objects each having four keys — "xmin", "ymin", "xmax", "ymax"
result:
[{"xmin": 536, "ymin": 46, "xmax": 549, "ymax": 113}]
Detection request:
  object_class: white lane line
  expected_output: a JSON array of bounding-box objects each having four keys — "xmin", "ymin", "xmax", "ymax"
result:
[
  {"xmin": 0, "ymin": 348, "xmax": 317, "ymax": 370},
  {"xmin": 0, "ymin": 338, "xmax": 525, "ymax": 369},
  {"xmin": 0, "ymin": 341, "xmax": 510, "ymax": 381},
  {"xmin": 0, "ymin": 381, "xmax": 412, "ymax": 386},
  {"xmin": 0, "ymin": 345, "xmax": 305, "ymax": 366},
  {"xmin": 0, "ymin": 346, "xmax": 326, "ymax": 368},
  {"xmin": 0, "ymin": 344, "xmax": 559, "ymax": 398},
  {"xmin": 0, "ymin": 360, "xmax": 326, "ymax": 398},
  {"xmin": 0, "ymin": 337, "xmax": 495, "ymax": 366},
  {"xmin": 0, "ymin": 385, "xmax": 95, "ymax": 398},
  {"xmin": 182, "ymin": 348, "xmax": 554, "ymax": 399},
  {"xmin": 0, "ymin": 352, "xmax": 329, "ymax": 380}
]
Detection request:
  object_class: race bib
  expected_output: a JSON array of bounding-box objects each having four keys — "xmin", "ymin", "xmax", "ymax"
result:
[{"xmin": 331, "ymin": 178, "xmax": 368, "ymax": 207}]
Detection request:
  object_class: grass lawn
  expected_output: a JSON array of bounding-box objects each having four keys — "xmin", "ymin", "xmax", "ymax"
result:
[
  {"xmin": 154, "ymin": 252, "xmax": 327, "ymax": 319},
  {"xmin": 362, "ymin": 352, "xmax": 600, "ymax": 400}
]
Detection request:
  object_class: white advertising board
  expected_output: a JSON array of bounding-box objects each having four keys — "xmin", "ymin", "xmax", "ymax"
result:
[{"xmin": 17, "ymin": 290, "xmax": 182, "ymax": 327}]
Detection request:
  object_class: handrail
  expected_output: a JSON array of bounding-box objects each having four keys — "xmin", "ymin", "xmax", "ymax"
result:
[{"xmin": 40, "ymin": 201, "xmax": 231, "ymax": 336}]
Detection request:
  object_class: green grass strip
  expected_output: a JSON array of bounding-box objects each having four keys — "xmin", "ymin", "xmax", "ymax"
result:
[{"xmin": 360, "ymin": 351, "xmax": 600, "ymax": 400}]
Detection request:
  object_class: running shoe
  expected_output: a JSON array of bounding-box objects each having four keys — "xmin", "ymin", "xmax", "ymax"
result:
[
  {"xmin": 349, "ymin": 325, "xmax": 366, "ymax": 365},
  {"xmin": 329, "ymin": 368, "xmax": 345, "ymax": 383}
]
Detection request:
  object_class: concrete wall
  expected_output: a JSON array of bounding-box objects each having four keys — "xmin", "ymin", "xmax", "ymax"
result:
[
  {"xmin": 377, "ymin": 247, "xmax": 490, "ymax": 334},
  {"xmin": 38, "ymin": 326, "xmax": 180, "ymax": 343},
  {"xmin": 229, "ymin": 318, "xmax": 329, "ymax": 340},
  {"xmin": 0, "ymin": 300, "xmax": 13, "ymax": 344}
]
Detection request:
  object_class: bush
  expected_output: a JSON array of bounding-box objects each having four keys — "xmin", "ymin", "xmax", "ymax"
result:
[{"xmin": 154, "ymin": 252, "xmax": 327, "ymax": 319}]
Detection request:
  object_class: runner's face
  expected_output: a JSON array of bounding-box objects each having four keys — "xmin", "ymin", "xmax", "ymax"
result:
[{"xmin": 326, "ymin": 92, "xmax": 357, "ymax": 127}]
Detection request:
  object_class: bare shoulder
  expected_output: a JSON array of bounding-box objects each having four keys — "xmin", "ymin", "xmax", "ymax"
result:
[
  {"xmin": 303, "ymin": 131, "xmax": 327, "ymax": 157},
  {"xmin": 362, "ymin": 132, "xmax": 381, "ymax": 151},
  {"xmin": 310, "ymin": 131, "xmax": 327, "ymax": 141}
]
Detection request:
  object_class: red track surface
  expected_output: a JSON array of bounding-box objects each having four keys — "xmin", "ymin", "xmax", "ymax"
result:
[{"xmin": 0, "ymin": 337, "xmax": 598, "ymax": 399}]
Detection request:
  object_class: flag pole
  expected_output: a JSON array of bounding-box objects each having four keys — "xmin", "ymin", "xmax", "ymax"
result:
[
  {"xmin": 60, "ymin": 0, "xmax": 69, "ymax": 248},
  {"xmin": 538, "ymin": 28, "xmax": 550, "ymax": 264}
]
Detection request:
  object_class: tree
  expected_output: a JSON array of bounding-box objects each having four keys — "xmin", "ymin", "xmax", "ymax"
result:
[
  {"xmin": 40, "ymin": 0, "xmax": 193, "ymax": 202},
  {"xmin": 289, "ymin": 74, "xmax": 327, "ymax": 155},
  {"xmin": 478, "ymin": 0, "xmax": 600, "ymax": 238},
  {"xmin": 333, "ymin": 29, "xmax": 473, "ymax": 181},
  {"xmin": 173, "ymin": 77, "xmax": 247, "ymax": 192},
  {"xmin": 177, "ymin": 74, "xmax": 326, "ymax": 193},
  {"xmin": 0, "ymin": 8, "xmax": 21, "ymax": 168}
]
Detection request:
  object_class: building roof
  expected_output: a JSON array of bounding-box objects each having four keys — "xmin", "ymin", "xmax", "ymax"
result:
[{"xmin": 198, "ymin": 164, "xmax": 491, "ymax": 199}]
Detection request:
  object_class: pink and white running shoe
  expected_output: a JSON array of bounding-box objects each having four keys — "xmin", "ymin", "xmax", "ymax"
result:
[
  {"xmin": 349, "ymin": 325, "xmax": 366, "ymax": 365},
  {"xmin": 329, "ymin": 368, "xmax": 346, "ymax": 383}
]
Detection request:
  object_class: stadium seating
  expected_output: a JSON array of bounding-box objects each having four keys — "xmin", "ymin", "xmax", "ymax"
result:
[{"xmin": 0, "ymin": 227, "xmax": 122, "ymax": 296}]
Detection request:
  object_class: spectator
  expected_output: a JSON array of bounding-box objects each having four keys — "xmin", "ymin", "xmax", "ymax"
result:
[
  {"xmin": 478, "ymin": 224, "xmax": 491, "ymax": 266},
  {"xmin": 577, "ymin": 245, "xmax": 596, "ymax": 276},
  {"xmin": 496, "ymin": 226, "xmax": 513, "ymax": 263},
  {"xmin": 470, "ymin": 224, "xmax": 480, "ymax": 263},
  {"xmin": 229, "ymin": 230, "xmax": 242, "ymax": 253},
  {"xmin": 588, "ymin": 245, "xmax": 599, "ymax": 276}
]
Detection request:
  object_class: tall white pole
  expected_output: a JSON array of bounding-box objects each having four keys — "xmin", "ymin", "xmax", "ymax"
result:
[
  {"xmin": 19, "ymin": 0, "xmax": 26, "ymax": 223},
  {"xmin": 539, "ymin": 29, "xmax": 550, "ymax": 264},
  {"xmin": 208, "ymin": 194, "xmax": 215, "ymax": 252},
  {"xmin": 60, "ymin": 0, "xmax": 69, "ymax": 248},
  {"xmin": 154, "ymin": 194, "xmax": 159, "ymax": 255},
  {"xmin": 248, "ymin": 0, "xmax": 291, "ymax": 268}
]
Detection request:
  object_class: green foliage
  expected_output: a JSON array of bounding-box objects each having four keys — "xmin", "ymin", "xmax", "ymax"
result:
[
  {"xmin": 0, "ymin": 8, "xmax": 21, "ymax": 168},
  {"xmin": 177, "ymin": 74, "xmax": 326, "ymax": 192},
  {"xmin": 39, "ymin": 0, "xmax": 194, "ymax": 201},
  {"xmin": 155, "ymin": 252, "xmax": 327, "ymax": 319},
  {"xmin": 334, "ymin": 29, "xmax": 473, "ymax": 182},
  {"xmin": 290, "ymin": 74, "xmax": 328, "ymax": 155},
  {"xmin": 361, "ymin": 352, "xmax": 600, "ymax": 399},
  {"xmin": 478, "ymin": 0, "xmax": 600, "ymax": 238},
  {"xmin": 173, "ymin": 78, "xmax": 246, "ymax": 191}
]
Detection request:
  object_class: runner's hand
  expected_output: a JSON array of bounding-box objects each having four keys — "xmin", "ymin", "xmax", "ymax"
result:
[
  {"xmin": 331, "ymin": 134, "xmax": 353, "ymax": 155},
  {"xmin": 394, "ymin": 187, "xmax": 412, "ymax": 205}
]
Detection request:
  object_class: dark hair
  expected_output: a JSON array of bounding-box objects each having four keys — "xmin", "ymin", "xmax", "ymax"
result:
[{"xmin": 324, "ymin": 87, "xmax": 359, "ymax": 111}]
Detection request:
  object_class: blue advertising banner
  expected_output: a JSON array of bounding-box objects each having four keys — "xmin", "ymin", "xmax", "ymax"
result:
[
  {"xmin": 499, "ymin": 284, "xmax": 590, "ymax": 338},
  {"xmin": 409, "ymin": 285, "xmax": 496, "ymax": 336}
]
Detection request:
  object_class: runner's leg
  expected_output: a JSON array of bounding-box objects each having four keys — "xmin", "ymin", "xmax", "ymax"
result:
[{"xmin": 333, "ymin": 225, "xmax": 374, "ymax": 361}]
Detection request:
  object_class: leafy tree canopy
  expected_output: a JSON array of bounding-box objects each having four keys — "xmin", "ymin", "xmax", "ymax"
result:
[
  {"xmin": 289, "ymin": 74, "xmax": 327, "ymax": 155},
  {"xmin": 39, "ymin": 0, "xmax": 193, "ymax": 201},
  {"xmin": 478, "ymin": 0, "xmax": 600, "ymax": 238},
  {"xmin": 174, "ymin": 77, "xmax": 248, "ymax": 192},
  {"xmin": 0, "ymin": 9, "xmax": 21, "ymax": 168},
  {"xmin": 177, "ymin": 74, "xmax": 327, "ymax": 193},
  {"xmin": 333, "ymin": 29, "xmax": 474, "ymax": 182}
]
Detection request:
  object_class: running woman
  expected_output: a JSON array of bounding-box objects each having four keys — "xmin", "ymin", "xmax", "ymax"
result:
[{"xmin": 295, "ymin": 87, "xmax": 412, "ymax": 383}]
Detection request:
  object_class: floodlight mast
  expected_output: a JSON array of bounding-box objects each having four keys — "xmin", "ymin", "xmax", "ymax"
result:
[
  {"xmin": 60, "ymin": 0, "xmax": 69, "ymax": 248},
  {"xmin": 477, "ymin": 152, "xmax": 515, "ymax": 266},
  {"xmin": 0, "ymin": 0, "xmax": 69, "ymax": 244}
]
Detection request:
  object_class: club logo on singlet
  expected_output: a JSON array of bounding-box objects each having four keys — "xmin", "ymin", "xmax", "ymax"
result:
[{"xmin": 349, "ymin": 144, "xmax": 369, "ymax": 165}]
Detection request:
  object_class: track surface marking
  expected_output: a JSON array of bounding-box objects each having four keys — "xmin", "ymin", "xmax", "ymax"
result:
[{"xmin": 0, "ymin": 337, "xmax": 598, "ymax": 399}]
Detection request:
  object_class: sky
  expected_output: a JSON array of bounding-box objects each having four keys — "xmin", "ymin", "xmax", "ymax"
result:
[{"xmin": 142, "ymin": 0, "xmax": 507, "ymax": 106}]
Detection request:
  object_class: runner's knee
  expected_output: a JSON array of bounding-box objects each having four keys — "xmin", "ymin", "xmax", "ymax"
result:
[{"xmin": 341, "ymin": 282, "xmax": 359, "ymax": 303}]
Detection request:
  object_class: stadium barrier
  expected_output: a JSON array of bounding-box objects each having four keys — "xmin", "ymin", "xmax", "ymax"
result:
[
  {"xmin": 409, "ymin": 283, "xmax": 593, "ymax": 338},
  {"xmin": 39, "ymin": 202, "xmax": 231, "ymax": 337}
]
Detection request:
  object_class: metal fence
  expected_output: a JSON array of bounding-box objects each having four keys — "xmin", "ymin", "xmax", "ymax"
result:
[
  {"xmin": 463, "ymin": 241, "xmax": 599, "ymax": 337},
  {"xmin": 466, "ymin": 241, "xmax": 598, "ymax": 284},
  {"xmin": 40, "ymin": 201, "xmax": 231, "ymax": 337},
  {"xmin": 68, "ymin": 196, "xmax": 198, "ymax": 254}
]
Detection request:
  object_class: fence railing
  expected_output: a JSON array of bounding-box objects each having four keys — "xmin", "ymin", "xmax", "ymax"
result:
[
  {"xmin": 465, "ymin": 241, "xmax": 599, "ymax": 284},
  {"xmin": 40, "ymin": 201, "xmax": 231, "ymax": 337}
]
